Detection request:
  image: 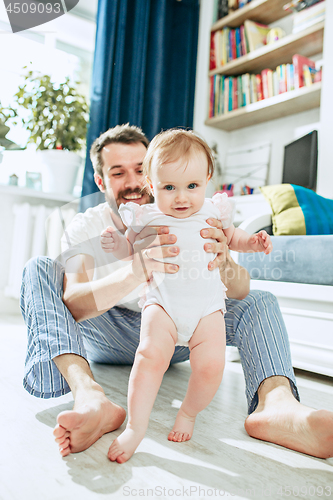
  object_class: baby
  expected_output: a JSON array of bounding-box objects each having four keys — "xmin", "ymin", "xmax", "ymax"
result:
[{"xmin": 101, "ymin": 129, "xmax": 272, "ymax": 463}]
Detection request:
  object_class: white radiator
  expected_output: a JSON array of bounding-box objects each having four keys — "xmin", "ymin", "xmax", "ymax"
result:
[{"xmin": 6, "ymin": 203, "xmax": 77, "ymax": 299}]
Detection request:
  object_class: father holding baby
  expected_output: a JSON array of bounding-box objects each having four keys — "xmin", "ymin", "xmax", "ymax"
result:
[{"xmin": 20, "ymin": 124, "xmax": 333, "ymax": 459}]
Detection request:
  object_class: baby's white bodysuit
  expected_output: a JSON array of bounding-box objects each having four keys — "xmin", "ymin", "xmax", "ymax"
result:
[{"xmin": 119, "ymin": 193, "xmax": 235, "ymax": 346}]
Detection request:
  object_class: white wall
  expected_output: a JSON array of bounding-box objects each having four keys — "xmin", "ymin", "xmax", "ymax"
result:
[
  {"xmin": 317, "ymin": 0, "xmax": 333, "ymax": 198},
  {"xmin": 194, "ymin": 0, "xmax": 330, "ymax": 197}
]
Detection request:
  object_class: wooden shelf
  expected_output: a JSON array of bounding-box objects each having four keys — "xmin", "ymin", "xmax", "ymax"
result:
[
  {"xmin": 209, "ymin": 22, "xmax": 324, "ymax": 77},
  {"xmin": 211, "ymin": 0, "xmax": 290, "ymax": 31},
  {"xmin": 205, "ymin": 82, "xmax": 321, "ymax": 131}
]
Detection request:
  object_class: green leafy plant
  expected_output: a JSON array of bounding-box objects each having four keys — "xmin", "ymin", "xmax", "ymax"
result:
[{"xmin": 14, "ymin": 70, "xmax": 89, "ymax": 152}]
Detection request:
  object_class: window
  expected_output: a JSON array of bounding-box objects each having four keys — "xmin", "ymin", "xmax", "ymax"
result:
[{"xmin": 0, "ymin": 1, "xmax": 97, "ymax": 186}]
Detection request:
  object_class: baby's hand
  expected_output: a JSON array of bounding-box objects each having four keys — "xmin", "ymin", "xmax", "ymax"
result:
[
  {"xmin": 100, "ymin": 226, "xmax": 121, "ymax": 253},
  {"xmin": 248, "ymin": 230, "xmax": 273, "ymax": 255}
]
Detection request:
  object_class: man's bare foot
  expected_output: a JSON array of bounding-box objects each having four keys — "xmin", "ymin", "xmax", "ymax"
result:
[
  {"xmin": 108, "ymin": 427, "xmax": 145, "ymax": 463},
  {"xmin": 53, "ymin": 384, "xmax": 126, "ymax": 457},
  {"xmin": 168, "ymin": 408, "xmax": 196, "ymax": 442},
  {"xmin": 245, "ymin": 385, "xmax": 333, "ymax": 459}
]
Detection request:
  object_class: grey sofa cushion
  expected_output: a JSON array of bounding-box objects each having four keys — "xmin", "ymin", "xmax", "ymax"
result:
[{"xmin": 238, "ymin": 235, "xmax": 333, "ymax": 286}]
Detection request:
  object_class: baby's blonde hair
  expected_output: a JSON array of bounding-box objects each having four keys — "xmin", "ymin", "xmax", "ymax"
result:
[{"xmin": 142, "ymin": 129, "xmax": 215, "ymax": 181}]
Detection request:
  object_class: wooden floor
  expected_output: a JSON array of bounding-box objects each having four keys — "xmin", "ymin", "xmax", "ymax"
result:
[{"xmin": 1, "ymin": 314, "xmax": 333, "ymax": 500}]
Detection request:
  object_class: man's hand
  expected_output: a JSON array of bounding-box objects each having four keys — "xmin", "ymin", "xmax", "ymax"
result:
[
  {"xmin": 132, "ymin": 226, "xmax": 179, "ymax": 283},
  {"xmin": 248, "ymin": 230, "xmax": 273, "ymax": 255},
  {"xmin": 201, "ymin": 218, "xmax": 228, "ymax": 271}
]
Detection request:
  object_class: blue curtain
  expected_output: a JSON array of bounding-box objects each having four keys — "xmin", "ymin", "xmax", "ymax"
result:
[{"xmin": 80, "ymin": 0, "xmax": 199, "ymax": 209}]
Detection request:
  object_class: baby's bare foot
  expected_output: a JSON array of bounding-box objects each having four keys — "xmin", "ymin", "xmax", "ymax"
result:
[
  {"xmin": 108, "ymin": 427, "xmax": 145, "ymax": 463},
  {"xmin": 53, "ymin": 384, "xmax": 126, "ymax": 457},
  {"xmin": 168, "ymin": 408, "xmax": 196, "ymax": 442}
]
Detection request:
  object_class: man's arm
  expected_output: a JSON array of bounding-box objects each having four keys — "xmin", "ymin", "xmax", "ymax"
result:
[
  {"xmin": 219, "ymin": 251, "xmax": 250, "ymax": 300},
  {"xmin": 63, "ymin": 227, "xmax": 179, "ymax": 322}
]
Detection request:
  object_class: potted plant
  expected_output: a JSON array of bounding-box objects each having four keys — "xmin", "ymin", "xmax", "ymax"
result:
[{"xmin": 13, "ymin": 70, "xmax": 89, "ymax": 194}]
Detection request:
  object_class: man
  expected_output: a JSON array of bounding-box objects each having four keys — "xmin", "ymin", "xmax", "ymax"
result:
[{"xmin": 21, "ymin": 125, "xmax": 333, "ymax": 459}]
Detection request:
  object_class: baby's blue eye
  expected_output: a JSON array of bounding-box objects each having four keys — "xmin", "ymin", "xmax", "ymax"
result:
[
  {"xmin": 188, "ymin": 183, "xmax": 197, "ymax": 189},
  {"xmin": 165, "ymin": 185, "xmax": 174, "ymax": 191}
]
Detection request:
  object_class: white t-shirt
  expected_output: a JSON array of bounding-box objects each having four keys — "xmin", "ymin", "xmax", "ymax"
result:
[{"xmin": 60, "ymin": 202, "xmax": 144, "ymax": 312}]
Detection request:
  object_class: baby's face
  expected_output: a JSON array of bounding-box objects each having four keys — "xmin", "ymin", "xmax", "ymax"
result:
[{"xmin": 150, "ymin": 150, "xmax": 210, "ymax": 218}]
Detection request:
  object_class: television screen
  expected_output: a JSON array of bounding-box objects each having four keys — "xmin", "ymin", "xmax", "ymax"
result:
[{"xmin": 282, "ymin": 130, "xmax": 318, "ymax": 190}]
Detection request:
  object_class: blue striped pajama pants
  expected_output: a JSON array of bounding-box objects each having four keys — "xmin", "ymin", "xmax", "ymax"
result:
[{"xmin": 20, "ymin": 256, "xmax": 299, "ymax": 414}]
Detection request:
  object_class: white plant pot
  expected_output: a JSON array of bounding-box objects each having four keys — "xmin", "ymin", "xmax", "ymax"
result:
[{"xmin": 38, "ymin": 150, "xmax": 82, "ymax": 194}]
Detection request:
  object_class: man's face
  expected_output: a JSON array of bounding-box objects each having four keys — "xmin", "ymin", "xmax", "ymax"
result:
[{"xmin": 94, "ymin": 142, "xmax": 153, "ymax": 210}]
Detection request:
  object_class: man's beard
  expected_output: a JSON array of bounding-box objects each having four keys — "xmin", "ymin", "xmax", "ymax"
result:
[{"xmin": 104, "ymin": 186, "xmax": 154, "ymax": 214}]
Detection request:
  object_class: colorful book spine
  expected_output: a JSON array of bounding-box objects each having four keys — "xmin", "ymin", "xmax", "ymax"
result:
[
  {"xmin": 235, "ymin": 28, "xmax": 242, "ymax": 58},
  {"xmin": 243, "ymin": 73, "xmax": 251, "ymax": 105},
  {"xmin": 267, "ymin": 69, "xmax": 274, "ymax": 98},
  {"xmin": 273, "ymin": 71, "xmax": 279, "ymax": 96},
  {"xmin": 237, "ymin": 75, "xmax": 243, "ymax": 108},
  {"xmin": 224, "ymin": 77, "xmax": 229, "ymax": 114},
  {"xmin": 293, "ymin": 54, "xmax": 315, "ymax": 89},
  {"xmin": 256, "ymin": 74, "xmax": 263, "ymax": 101},
  {"xmin": 240, "ymin": 25, "xmax": 246, "ymax": 56},
  {"xmin": 229, "ymin": 77, "xmax": 233, "ymax": 111},
  {"xmin": 303, "ymin": 65, "xmax": 313, "ymax": 87},
  {"xmin": 209, "ymin": 32, "xmax": 216, "ymax": 71},
  {"xmin": 286, "ymin": 63, "xmax": 294, "ymax": 92},
  {"xmin": 261, "ymin": 69, "xmax": 269, "ymax": 99},
  {"xmin": 209, "ymin": 76, "xmax": 214, "ymax": 117}
]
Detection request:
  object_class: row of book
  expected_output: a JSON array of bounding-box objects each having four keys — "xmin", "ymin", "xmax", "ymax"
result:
[
  {"xmin": 210, "ymin": 20, "xmax": 278, "ymax": 70},
  {"xmin": 208, "ymin": 55, "xmax": 321, "ymax": 118}
]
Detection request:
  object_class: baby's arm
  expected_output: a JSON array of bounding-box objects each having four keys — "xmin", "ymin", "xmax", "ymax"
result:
[
  {"xmin": 100, "ymin": 226, "xmax": 133, "ymax": 260},
  {"xmin": 223, "ymin": 224, "xmax": 272, "ymax": 255}
]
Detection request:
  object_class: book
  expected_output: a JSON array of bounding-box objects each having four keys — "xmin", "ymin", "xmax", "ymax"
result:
[
  {"xmin": 233, "ymin": 77, "xmax": 238, "ymax": 110},
  {"xmin": 261, "ymin": 69, "xmax": 270, "ymax": 99},
  {"xmin": 237, "ymin": 75, "xmax": 243, "ymax": 108},
  {"xmin": 240, "ymin": 25, "xmax": 248, "ymax": 56},
  {"xmin": 244, "ymin": 20, "xmax": 270, "ymax": 52},
  {"xmin": 235, "ymin": 28, "xmax": 242, "ymax": 58},
  {"xmin": 250, "ymin": 74, "xmax": 258, "ymax": 103},
  {"xmin": 293, "ymin": 54, "xmax": 315, "ymax": 88},
  {"xmin": 214, "ymin": 75, "xmax": 219, "ymax": 115},
  {"xmin": 209, "ymin": 76, "xmax": 214, "ymax": 117},
  {"xmin": 273, "ymin": 71, "xmax": 279, "ymax": 96},
  {"xmin": 209, "ymin": 32, "xmax": 216, "ymax": 71},
  {"xmin": 256, "ymin": 74, "xmax": 263, "ymax": 101},
  {"xmin": 303, "ymin": 66, "xmax": 313, "ymax": 86},
  {"xmin": 267, "ymin": 69, "xmax": 274, "ymax": 98},
  {"xmin": 278, "ymin": 64, "xmax": 287, "ymax": 94},
  {"xmin": 224, "ymin": 77, "xmax": 230, "ymax": 114},
  {"xmin": 293, "ymin": 1, "xmax": 325, "ymax": 33},
  {"xmin": 286, "ymin": 63, "xmax": 295, "ymax": 91},
  {"xmin": 229, "ymin": 77, "xmax": 233, "ymax": 111},
  {"xmin": 220, "ymin": 75, "xmax": 225, "ymax": 115},
  {"xmin": 230, "ymin": 29, "xmax": 237, "ymax": 60},
  {"xmin": 242, "ymin": 73, "xmax": 250, "ymax": 105}
]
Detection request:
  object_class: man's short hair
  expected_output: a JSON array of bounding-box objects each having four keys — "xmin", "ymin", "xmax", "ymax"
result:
[
  {"xmin": 143, "ymin": 128, "xmax": 215, "ymax": 180},
  {"xmin": 90, "ymin": 124, "xmax": 149, "ymax": 178}
]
